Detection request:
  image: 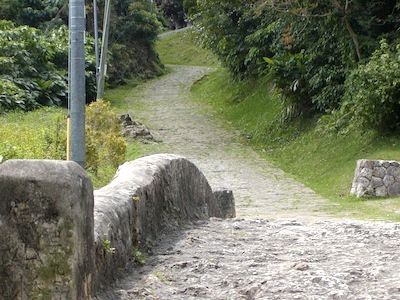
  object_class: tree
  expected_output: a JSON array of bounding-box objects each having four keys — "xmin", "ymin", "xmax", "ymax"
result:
[
  {"xmin": 0, "ymin": 0, "xmax": 68, "ymax": 30},
  {"xmin": 156, "ymin": 0, "xmax": 186, "ymax": 29},
  {"xmin": 187, "ymin": 0, "xmax": 400, "ymax": 120},
  {"xmin": 0, "ymin": 21, "xmax": 68, "ymax": 110},
  {"xmin": 87, "ymin": 0, "xmax": 164, "ymax": 86}
]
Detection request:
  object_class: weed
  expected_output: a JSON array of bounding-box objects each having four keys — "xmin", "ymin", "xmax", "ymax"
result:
[
  {"xmin": 153, "ymin": 272, "xmax": 171, "ymax": 284},
  {"xmin": 132, "ymin": 247, "xmax": 146, "ymax": 264},
  {"xmin": 102, "ymin": 239, "xmax": 116, "ymax": 254}
]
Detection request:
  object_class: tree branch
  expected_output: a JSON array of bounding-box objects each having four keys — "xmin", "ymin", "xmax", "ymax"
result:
[{"xmin": 332, "ymin": 0, "xmax": 362, "ymax": 61}]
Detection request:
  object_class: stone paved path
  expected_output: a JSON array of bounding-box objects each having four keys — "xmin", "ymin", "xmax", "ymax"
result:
[
  {"xmin": 98, "ymin": 218, "xmax": 400, "ymax": 300},
  {"xmin": 96, "ymin": 65, "xmax": 400, "ymax": 299},
  {"xmin": 126, "ymin": 65, "xmax": 335, "ymax": 222}
]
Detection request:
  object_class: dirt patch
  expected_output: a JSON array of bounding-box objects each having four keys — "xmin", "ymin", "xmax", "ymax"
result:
[{"xmin": 96, "ymin": 65, "xmax": 400, "ymax": 299}]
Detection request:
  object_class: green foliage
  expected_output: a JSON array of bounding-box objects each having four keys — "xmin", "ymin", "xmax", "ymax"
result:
[
  {"xmin": 188, "ymin": 0, "xmax": 272, "ymax": 79},
  {"xmin": 91, "ymin": 0, "xmax": 164, "ymax": 87},
  {"xmin": 155, "ymin": 0, "xmax": 186, "ymax": 29},
  {"xmin": 0, "ymin": 21, "xmax": 67, "ymax": 110},
  {"xmin": 102, "ymin": 239, "xmax": 116, "ymax": 254},
  {"xmin": 132, "ymin": 247, "xmax": 146, "ymax": 264},
  {"xmin": 338, "ymin": 40, "xmax": 400, "ymax": 132},
  {"xmin": 101, "ymin": 239, "xmax": 115, "ymax": 254},
  {"xmin": 85, "ymin": 100, "xmax": 127, "ymax": 173},
  {"xmin": 187, "ymin": 0, "xmax": 400, "ymax": 128},
  {"xmin": 0, "ymin": 0, "xmax": 68, "ymax": 30},
  {"xmin": 0, "ymin": 1, "xmax": 160, "ymax": 111}
]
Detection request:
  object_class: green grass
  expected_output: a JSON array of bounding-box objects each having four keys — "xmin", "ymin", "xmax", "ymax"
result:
[
  {"xmin": 156, "ymin": 29, "xmax": 219, "ymax": 66},
  {"xmin": 0, "ymin": 106, "xmax": 139, "ymax": 189},
  {"xmin": 190, "ymin": 68, "xmax": 400, "ymax": 221},
  {"xmin": 0, "ymin": 107, "xmax": 68, "ymax": 161}
]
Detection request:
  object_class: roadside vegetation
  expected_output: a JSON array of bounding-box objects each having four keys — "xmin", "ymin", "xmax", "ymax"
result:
[
  {"xmin": 2, "ymin": 1, "xmax": 400, "ymax": 220},
  {"xmin": 157, "ymin": 29, "xmax": 219, "ymax": 66},
  {"xmin": 180, "ymin": 0, "xmax": 400, "ymax": 221},
  {"xmin": 117, "ymin": 26, "xmax": 400, "ymax": 221},
  {"xmin": 0, "ymin": 0, "xmax": 166, "ymax": 188},
  {"xmin": 190, "ymin": 67, "xmax": 400, "ymax": 221}
]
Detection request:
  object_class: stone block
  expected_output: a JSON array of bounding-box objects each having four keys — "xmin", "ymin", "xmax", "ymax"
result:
[
  {"xmin": 372, "ymin": 167, "xmax": 386, "ymax": 178},
  {"xmin": 351, "ymin": 159, "xmax": 400, "ymax": 198},
  {"xmin": 376, "ymin": 186, "xmax": 388, "ymax": 197},
  {"xmin": 359, "ymin": 159, "xmax": 374, "ymax": 169},
  {"xmin": 387, "ymin": 166, "xmax": 400, "ymax": 177},
  {"xmin": 388, "ymin": 182, "xmax": 400, "ymax": 197},
  {"xmin": 211, "ymin": 189, "xmax": 236, "ymax": 219},
  {"xmin": 383, "ymin": 175, "xmax": 395, "ymax": 187},
  {"xmin": 371, "ymin": 176, "xmax": 384, "ymax": 189},
  {"xmin": 359, "ymin": 167, "xmax": 373, "ymax": 179},
  {"xmin": 0, "ymin": 160, "xmax": 94, "ymax": 299}
]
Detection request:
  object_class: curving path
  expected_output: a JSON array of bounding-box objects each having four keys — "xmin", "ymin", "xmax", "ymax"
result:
[
  {"xmin": 126, "ymin": 65, "xmax": 335, "ymax": 222},
  {"xmin": 96, "ymin": 65, "xmax": 400, "ymax": 300}
]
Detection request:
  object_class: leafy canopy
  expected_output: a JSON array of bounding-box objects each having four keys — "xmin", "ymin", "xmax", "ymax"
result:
[{"xmin": 186, "ymin": 0, "xmax": 400, "ymax": 131}]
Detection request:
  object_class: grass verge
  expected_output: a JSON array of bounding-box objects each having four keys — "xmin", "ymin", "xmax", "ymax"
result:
[
  {"xmin": 190, "ymin": 68, "xmax": 400, "ymax": 221},
  {"xmin": 156, "ymin": 29, "xmax": 219, "ymax": 66},
  {"xmin": 0, "ymin": 106, "xmax": 140, "ymax": 189},
  {"xmin": 0, "ymin": 107, "xmax": 68, "ymax": 161}
]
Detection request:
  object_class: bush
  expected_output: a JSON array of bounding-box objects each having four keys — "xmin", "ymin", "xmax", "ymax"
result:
[
  {"xmin": 0, "ymin": 21, "xmax": 67, "ymax": 110},
  {"xmin": 187, "ymin": 1, "xmax": 400, "ymax": 123},
  {"xmin": 103, "ymin": 0, "xmax": 164, "ymax": 86},
  {"xmin": 338, "ymin": 40, "xmax": 400, "ymax": 132},
  {"xmin": 0, "ymin": 77, "xmax": 37, "ymax": 111},
  {"xmin": 85, "ymin": 100, "xmax": 127, "ymax": 173}
]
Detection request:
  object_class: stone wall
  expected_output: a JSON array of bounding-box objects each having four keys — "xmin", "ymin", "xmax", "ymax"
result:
[
  {"xmin": 0, "ymin": 160, "xmax": 94, "ymax": 299},
  {"xmin": 0, "ymin": 154, "xmax": 235, "ymax": 298},
  {"xmin": 93, "ymin": 154, "xmax": 235, "ymax": 288},
  {"xmin": 350, "ymin": 159, "xmax": 400, "ymax": 197}
]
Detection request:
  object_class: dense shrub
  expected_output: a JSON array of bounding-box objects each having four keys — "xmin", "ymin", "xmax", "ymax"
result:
[
  {"xmin": 155, "ymin": 0, "xmax": 186, "ymax": 29},
  {"xmin": 92, "ymin": 0, "xmax": 164, "ymax": 86},
  {"xmin": 0, "ymin": 0, "xmax": 68, "ymax": 30},
  {"xmin": 0, "ymin": 21, "xmax": 67, "ymax": 110},
  {"xmin": 187, "ymin": 0, "xmax": 400, "ymax": 129},
  {"xmin": 1, "ymin": 0, "xmax": 163, "ymax": 111},
  {"xmin": 0, "ymin": 21, "xmax": 97, "ymax": 111},
  {"xmin": 338, "ymin": 40, "xmax": 400, "ymax": 132}
]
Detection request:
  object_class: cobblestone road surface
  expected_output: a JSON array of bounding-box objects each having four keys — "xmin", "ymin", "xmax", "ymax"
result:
[{"xmin": 96, "ymin": 66, "xmax": 400, "ymax": 300}]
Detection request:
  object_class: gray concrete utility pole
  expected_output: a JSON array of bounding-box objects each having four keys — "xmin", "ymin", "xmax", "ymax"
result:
[{"xmin": 69, "ymin": 0, "xmax": 86, "ymax": 167}]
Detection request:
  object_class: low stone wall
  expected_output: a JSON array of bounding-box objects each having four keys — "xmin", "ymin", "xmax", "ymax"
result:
[
  {"xmin": 0, "ymin": 160, "xmax": 94, "ymax": 299},
  {"xmin": 0, "ymin": 154, "xmax": 235, "ymax": 298},
  {"xmin": 93, "ymin": 154, "xmax": 235, "ymax": 288},
  {"xmin": 350, "ymin": 159, "xmax": 400, "ymax": 197}
]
